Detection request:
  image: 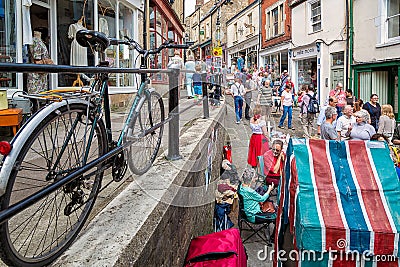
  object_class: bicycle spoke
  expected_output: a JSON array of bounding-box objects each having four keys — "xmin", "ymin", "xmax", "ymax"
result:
[{"xmin": 0, "ymin": 103, "xmax": 105, "ymax": 265}]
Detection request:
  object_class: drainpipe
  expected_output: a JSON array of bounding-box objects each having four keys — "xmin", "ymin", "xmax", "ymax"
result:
[
  {"xmin": 258, "ymin": 0, "xmax": 261, "ymax": 68},
  {"xmin": 348, "ymin": 0, "xmax": 354, "ymax": 94}
]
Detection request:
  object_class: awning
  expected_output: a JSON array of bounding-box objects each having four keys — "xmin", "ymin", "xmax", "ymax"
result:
[
  {"xmin": 275, "ymin": 139, "xmax": 400, "ymax": 266},
  {"xmin": 199, "ymin": 39, "xmax": 212, "ymax": 48}
]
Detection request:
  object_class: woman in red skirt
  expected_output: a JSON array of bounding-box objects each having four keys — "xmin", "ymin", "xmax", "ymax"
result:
[{"xmin": 247, "ymin": 105, "xmax": 270, "ymax": 167}]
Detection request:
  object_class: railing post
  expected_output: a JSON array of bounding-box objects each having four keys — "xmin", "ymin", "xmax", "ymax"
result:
[
  {"xmin": 166, "ymin": 68, "xmax": 182, "ymax": 160},
  {"xmin": 201, "ymin": 72, "xmax": 209, "ymax": 118}
]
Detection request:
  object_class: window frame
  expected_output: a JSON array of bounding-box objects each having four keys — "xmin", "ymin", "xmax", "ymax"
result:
[
  {"xmin": 308, "ymin": 0, "xmax": 322, "ymax": 34},
  {"xmin": 385, "ymin": 0, "xmax": 400, "ymax": 42},
  {"xmin": 265, "ymin": 0, "xmax": 285, "ymax": 40}
]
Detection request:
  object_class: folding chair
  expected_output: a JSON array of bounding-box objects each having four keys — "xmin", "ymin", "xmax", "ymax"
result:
[{"xmin": 237, "ymin": 184, "xmax": 275, "ymax": 245}]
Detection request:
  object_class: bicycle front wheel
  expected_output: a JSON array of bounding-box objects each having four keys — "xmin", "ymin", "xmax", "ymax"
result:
[
  {"xmin": 0, "ymin": 103, "xmax": 107, "ymax": 267},
  {"xmin": 126, "ymin": 91, "xmax": 165, "ymax": 175}
]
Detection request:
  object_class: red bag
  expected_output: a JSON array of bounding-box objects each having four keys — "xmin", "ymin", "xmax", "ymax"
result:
[{"xmin": 184, "ymin": 228, "xmax": 247, "ymax": 266}]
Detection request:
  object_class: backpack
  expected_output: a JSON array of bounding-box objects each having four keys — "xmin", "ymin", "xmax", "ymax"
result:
[{"xmin": 306, "ymin": 93, "xmax": 319, "ymax": 114}]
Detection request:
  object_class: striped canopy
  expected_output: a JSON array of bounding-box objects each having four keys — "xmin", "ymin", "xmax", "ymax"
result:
[{"xmin": 275, "ymin": 139, "xmax": 400, "ymax": 266}]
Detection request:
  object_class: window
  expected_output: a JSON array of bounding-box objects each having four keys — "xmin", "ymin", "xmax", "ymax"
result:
[
  {"xmin": 387, "ymin": 0, "xmax": 400, "ymax": 39},
  {"xmin": 248, "ymin": 13, "xmax": 252, "ymax": 25},
  {"xmin": 310, "ymin": 0, "xmax": 321, "ymax": 33},
  {"xmin": 234, "ymin": 23, "xmax": 238, "ymax": 41},
  {"xmin": 272, "ymin": 7, "xmax": 279, "ymax": 36},
  {"xmin": 265, "ymin": 2, "xmax": 285, "ymax": 39},
  {"xmin": 331, "ymin": 52, "xmax": 344, "ymax": 89},
  {"xmin": 0, "ymin": 0, "xmax": 16, "ymax": 88}
]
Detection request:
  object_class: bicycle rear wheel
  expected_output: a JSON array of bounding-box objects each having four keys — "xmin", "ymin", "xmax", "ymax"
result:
[
  {"xmin": 0, "ymin": 103, "xmax": 107, "ymax": 267},
  {"xmin": 126, "ymin": 91, "xmax": 165, "ymax": 175}
]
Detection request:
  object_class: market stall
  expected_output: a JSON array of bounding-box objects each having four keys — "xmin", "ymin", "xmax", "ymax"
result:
[{"xmin": 275, "ymin": 139, "xmax": 400, "ymax": 266}]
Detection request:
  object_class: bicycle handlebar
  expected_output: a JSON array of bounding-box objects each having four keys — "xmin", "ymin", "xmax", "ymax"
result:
[{"xmin": 109, "ymin": 37, "xmax": 189, "ymax": 58}]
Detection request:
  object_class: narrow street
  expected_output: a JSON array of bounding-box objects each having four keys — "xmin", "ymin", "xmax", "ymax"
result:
[{"xmin": 223, "ymin": 93, "xmax": 305, "ymax": 266}]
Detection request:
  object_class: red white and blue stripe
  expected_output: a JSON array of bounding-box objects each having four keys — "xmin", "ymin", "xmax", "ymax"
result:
[{"xmin": 275, "ymin": 139, "xmax": 400, "ymax": 267}]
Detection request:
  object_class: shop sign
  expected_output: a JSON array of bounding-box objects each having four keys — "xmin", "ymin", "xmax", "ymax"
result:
[
  {"xmin": 213, "ymin": 47, "xmax": 222, "ymax": 57},
  {"xmin": 292, "ymin": 45, "xmax": 317, "ymax": 59}
]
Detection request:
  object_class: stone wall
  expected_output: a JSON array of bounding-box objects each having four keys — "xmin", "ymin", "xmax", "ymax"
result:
[{"xmin": 116, "ymin": 114, "xmax": 226, "ymax": 266}]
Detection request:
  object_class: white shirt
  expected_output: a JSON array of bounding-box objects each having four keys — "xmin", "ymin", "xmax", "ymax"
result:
[
  {"xmin": 281, "ymin": 90, "xmax": 293, "ymax": 106},
  {"xmin": 336, "ymin": 115, "xmax": 356, "ymax": 138},
  {"xmin": 230, "ymin": 82, "xmax": 245, "ymax": 97}
]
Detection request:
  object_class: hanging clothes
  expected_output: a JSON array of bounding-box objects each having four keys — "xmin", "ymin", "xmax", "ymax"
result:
[
  {"xmin": 22, "ymin": 0, "xmax": 33, "ymax": 45},
  {"xmin": 27, "ymin": 37, "xmax": 49, "ymax": 93},
  {"xmin": 68, "ymin": 22, "xmax": 88, "ymax": 66}
]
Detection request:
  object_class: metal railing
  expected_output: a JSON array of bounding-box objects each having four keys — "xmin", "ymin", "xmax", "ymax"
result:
[{"xmin": 0, "ymin": 63, "xmax": 215, "ymax": 162}]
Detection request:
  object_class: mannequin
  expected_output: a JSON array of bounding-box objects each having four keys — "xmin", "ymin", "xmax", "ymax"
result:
[
  {"xmin": 68, "ymin": 16, "xmax": 88, "ymax": 86},
  {"xmin": 27, "ymin": 30, "xmax": 49, "ymax": 93}
]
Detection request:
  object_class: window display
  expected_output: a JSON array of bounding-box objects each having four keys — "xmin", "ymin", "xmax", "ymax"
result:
[
  {"xmin": 57, "ymin": 0, "xmax": 94, "ymax": 87},
  {"xmin": 0, "ymin": 0, "xmax": 16, "ymax": 88},
  {"xmin": 296, "ymin": 58, "xmax": 317, "ymax": 90}
]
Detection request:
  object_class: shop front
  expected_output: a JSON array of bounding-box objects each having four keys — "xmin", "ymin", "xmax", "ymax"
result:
[
  {"xmin": 289, "ymin": 44, "xmax": 318, "ymax": 98},
  {"xmin": 259, "ymin": 43, "xmax": 289, "ymax": 82},
  {"xmin": 1, "ymin": 0, "xmax": 183, "ymax": 96},
  {"xmin": 353, "ymin": 61, "xmax": 400, "ymax": 119},
  {"xmin": 226, "ymin": 35, "xmax": 258, "ymax": 71}
]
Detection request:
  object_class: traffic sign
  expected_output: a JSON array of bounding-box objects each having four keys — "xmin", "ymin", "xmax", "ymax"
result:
[{"xmin": 213, "ymin": 47, "xmax": 222, "ymax": 56}]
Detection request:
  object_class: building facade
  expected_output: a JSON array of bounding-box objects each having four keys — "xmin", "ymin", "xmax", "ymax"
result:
[
  {"xmin": 289, "ymin": 0, "xmax": 347, "ymax": 103},
  {"xmin": 185, "ymin": 0, "xmax": 248, "ymax": 67},
  {"xmin": 226, "ymin": 0, "xmax": 260, "ymax": 70},
  {"xmin": 0, "ymin": 0, "xmax": 183, "ymax": 96},
  {"xmin": 259, "ymin": 0, "xmax": 291, "ymax": 80},
  {"xmin": 352, "ymin": 0, "xmax": 400, "ymax": 119}
]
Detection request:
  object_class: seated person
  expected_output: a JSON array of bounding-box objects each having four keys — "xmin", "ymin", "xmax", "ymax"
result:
[
  {"xmin": 263, "ymin": 139, "xmax": 285, "ymax": 186},
  {"xmin": 239, "ymin": 168, "xmax": 275, "ymax": 223},
  {"xmin": 346, "ymin": 110, "xmax": 376, "ymax": 140},
  {"xmin": 392, "ymin": 124, "xmax": 400, "ymax": 146}
]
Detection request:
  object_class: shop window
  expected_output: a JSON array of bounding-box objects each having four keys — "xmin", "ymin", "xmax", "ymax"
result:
[
  {"xmin": 57, "ymin": 0, "xmax": 94, "ymax": 87},
  {"xmin": 149, "ymin": 6, "xmax": 169, "ymax": 83},
  {"xmin": 118, "ymin": 3, "xmax": 136, "ymax": 87},
  {"xmin": 297, "ymin": 58, "xmax": 317, "ymax": 90},
  {"xmin": 387, "ymin": 0, "xmax": 400, "ymax": 40},
  {"xmin": 309, "ymin": 0, "xmax": 321, "ymax": 33},
  {"xmin": 99, "ymin": 0, "xmax": 117, "ymax": 86},
  {"xmin": 0, "ymin": 0, "xmax": 16, "ymax": 88}
]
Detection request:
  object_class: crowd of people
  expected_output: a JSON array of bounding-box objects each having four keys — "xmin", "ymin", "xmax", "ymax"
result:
[{"xmin": 215, "ymin": 62, "xmax": 400, "ymax": 244}]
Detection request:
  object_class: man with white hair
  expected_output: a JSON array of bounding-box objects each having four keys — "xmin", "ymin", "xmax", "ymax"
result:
[
  {"xmin": 335, "ymin": 105, "xmax": 356, "ymax": 140},
  {"xmin": 321, "ymin": 106, "xmax": 339, "ymax": 140}
]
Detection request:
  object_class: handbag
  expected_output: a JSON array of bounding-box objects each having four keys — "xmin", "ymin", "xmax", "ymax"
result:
[
  {"xmin": 36, "ymin": 57, "xmax": 54, "ymax": 65},
  {"xmin": 259, "ymin": 200, "xmax": 275, "ymax": 213}
]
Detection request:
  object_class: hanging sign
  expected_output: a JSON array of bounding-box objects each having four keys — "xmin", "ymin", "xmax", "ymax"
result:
[{"xmin": 213, "ymin": 47, "xmax": 222, "ymax": 57}]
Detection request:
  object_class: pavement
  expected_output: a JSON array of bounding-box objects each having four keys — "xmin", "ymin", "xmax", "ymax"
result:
[{"xmin": 222, "ymin": 93, "xmax": 309, "ymax": 267}]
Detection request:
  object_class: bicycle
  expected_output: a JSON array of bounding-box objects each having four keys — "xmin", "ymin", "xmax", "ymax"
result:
[{"xmin": 0, "ymin": 30, "xmax": 188, "ymax": 266}]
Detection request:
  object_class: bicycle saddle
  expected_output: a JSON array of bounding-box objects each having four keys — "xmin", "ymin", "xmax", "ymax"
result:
[{"xmin": 76, "ymin": 30, "xmax": 110, "ymax": 52}]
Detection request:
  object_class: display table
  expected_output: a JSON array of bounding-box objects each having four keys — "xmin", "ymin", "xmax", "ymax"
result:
[{"xmin": 0, "ymin": 108, "xmax": 23, "ymax": 136}]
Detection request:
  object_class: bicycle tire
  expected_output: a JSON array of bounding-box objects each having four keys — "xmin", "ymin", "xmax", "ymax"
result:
[
  {"xmin": 126, "ymin": 91, "xmax": 165, "ymax": 175},
  {"xmin": 0, "ymin": 103, "xmax": 107, "ymax": 267}
]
